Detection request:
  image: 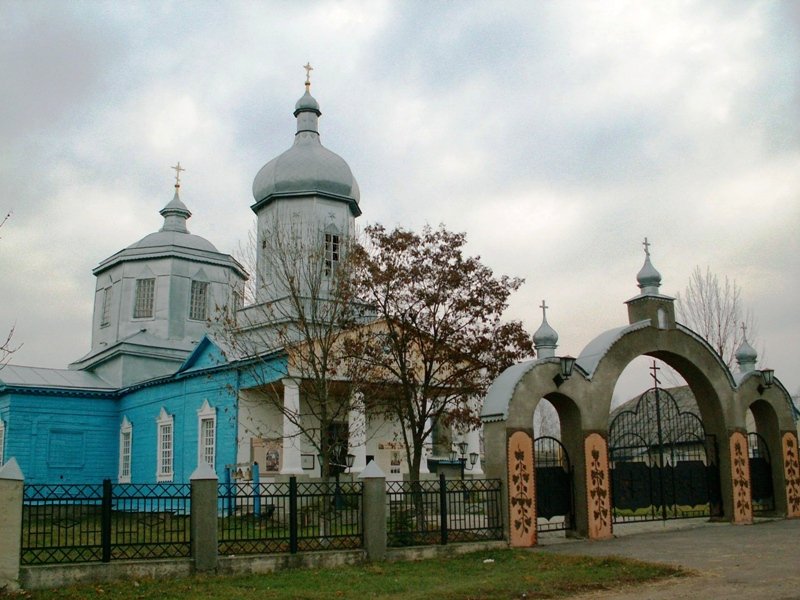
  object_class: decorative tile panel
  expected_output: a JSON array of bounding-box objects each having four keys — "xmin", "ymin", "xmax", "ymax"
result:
[
  {"xmin": 783, "ymin": 432, "xmax": 800, "ymax": 518},
  {"xmin": 507, "ymin": 430, "xmax": 536, "ymax": 547},
  {"xmin": 730, "ymin": 431, "xmax": 753, "ymax": 524},
  {"xmin": 584, "ymin": 433, "xmax": 612, "ymax": 539}
]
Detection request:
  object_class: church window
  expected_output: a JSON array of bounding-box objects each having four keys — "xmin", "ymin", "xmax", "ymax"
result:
[
  {"xmin": 0, "ymin": 420, "xmax": 5, "ymax": 466},
  {"xmin": 118, "ymin": 418, "xmax": 132, "ymax": 483},
  {"xmin": 100, "ymin": 286, "xmax": 113, "ymax": 327},
  {"xmin": 133, "ymin": 278, "xmax": 155, "ymax": 319},
  {"xmin": 197, "ymin": 401, "xmax": 216, "ymax": 470},
  {"xmin": 189, "ymin": 280, "xmax": 209, "ymax": 321},
  {"xmin": 156, "ymin": 409, "xmax": 174, "ymax": 482},
  {"xmin": 325, "ymin": 233, "xmax": 340, "ymax": 276}
]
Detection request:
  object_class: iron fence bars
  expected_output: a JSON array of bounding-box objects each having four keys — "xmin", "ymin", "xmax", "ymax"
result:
[
  {"xmin": 217, "ymin": 478, "xmax": 363, "ymax": 556},
  {"xmin": 109, "ymin": 483, "xmax": 191, "ymax": 560},
  {"xmin": 386, "ymin": 476, "xmax": 503, "ymax": 547},
  {"xmin": 21, "ymin": 481, "xmax": 190, "ymax": 565},
  {"xmin": 22, "ymin": 483, "xmax": 104, "ymax": 565}
]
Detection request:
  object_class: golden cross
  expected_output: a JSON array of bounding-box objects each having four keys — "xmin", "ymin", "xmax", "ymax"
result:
[
  {"xmin": 171, "ymin": 162, "xmax": 186, "ymax": 186},
  {"xmin": 303, "ymin": 62, "xmax": 314, "ymax": 85}
]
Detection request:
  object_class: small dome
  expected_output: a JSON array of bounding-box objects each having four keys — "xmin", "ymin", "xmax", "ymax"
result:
[
  {"xmin": 533, "ymin": 319, "xmax": 558, "ymax": 348},
  {"xmin": 735, "ymin": 338, "xmax": 758, "ymax": 365},
  {"xmin": 252, "ymin": 85, "xmax": 360, "ymax": 213}
]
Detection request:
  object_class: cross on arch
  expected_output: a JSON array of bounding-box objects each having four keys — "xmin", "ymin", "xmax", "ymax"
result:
[{"xmin": 649, "ymin": 360, "xmax": 661, "ymax": 388}]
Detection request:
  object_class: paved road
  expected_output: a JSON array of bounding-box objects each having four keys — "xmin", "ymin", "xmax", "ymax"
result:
[{"xmin": 536, "ymin": 519, "xmax": 800, "ymax": 599}]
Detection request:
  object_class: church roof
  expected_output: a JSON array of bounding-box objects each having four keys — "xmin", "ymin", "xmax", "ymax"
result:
[
  {"xmin": 251, "ymin": 82, "xmax": 360, "ymax": 215},
  {"xmin": 0, "ymin": 364, "xmax": 115, "ymax": 392}
]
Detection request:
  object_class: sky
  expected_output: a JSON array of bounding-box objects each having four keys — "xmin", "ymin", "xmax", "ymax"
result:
[{"xmin": 1, "ymin": 1, "xmax": 798, "ymax": 403}]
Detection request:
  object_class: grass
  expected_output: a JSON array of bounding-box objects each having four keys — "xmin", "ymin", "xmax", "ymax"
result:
[{"xmin": 7, "ymin": 549, "xmax": 685, "ymax": 600}]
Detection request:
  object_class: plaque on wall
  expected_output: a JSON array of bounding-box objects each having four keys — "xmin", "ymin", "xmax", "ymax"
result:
[{"xmin": 251, "ymin": 438, "xmax": 282, "ymax": 474}]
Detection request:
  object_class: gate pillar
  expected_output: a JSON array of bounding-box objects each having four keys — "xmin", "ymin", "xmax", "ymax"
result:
[
  {"xmin": 782, "ymin": 432, "xmax": 800, "ymax": 518},
  {"xmin": 584, "ymin": 433, "xmax": 612, "ymax": 540},
  {"xmin": 507, "ymin": 429, "xmax": 536, "ymax": 547},
  {"xmin": 729, "ymin": 431, "xmax": 753, "ymax": 524}
]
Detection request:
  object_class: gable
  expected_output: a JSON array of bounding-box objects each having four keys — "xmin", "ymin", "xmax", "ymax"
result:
[{"xmin": 177, "ymin": 336, "xmax": 229, "ymax": 374}]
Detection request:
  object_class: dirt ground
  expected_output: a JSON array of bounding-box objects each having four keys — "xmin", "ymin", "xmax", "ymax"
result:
[{"xmin": 536, "ymin": 518, "xmax": 800, "ymax": 599}]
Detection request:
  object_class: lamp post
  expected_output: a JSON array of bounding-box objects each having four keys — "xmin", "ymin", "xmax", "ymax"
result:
[
  {"xmin": 553, "ymin": 355, "xmax": 576, "ymax": 387},
  {"xmin": 452, "ymin": 442, "xmax": 479, "ymax": 480},
  {"xmin": 757, "ymin": 368, "xmax": 775, "ymax": 395}
]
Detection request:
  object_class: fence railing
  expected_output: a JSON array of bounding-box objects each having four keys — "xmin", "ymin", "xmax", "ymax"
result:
[
  {"xmin": 217, "ymin": 478, "xmax": 363, "ymax": 555},
  {"xmin": 22, "ymin": 481, "xmax": 191, "ymax": 565},
  {"xmin": 386, "ymin": 475, "xmax": 503, "ymax": 547}
]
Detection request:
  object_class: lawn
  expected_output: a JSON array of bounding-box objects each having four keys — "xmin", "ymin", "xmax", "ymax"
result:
[{"xmin": 10, "ymin": 549, "xmax": 685, "ymax": 600}]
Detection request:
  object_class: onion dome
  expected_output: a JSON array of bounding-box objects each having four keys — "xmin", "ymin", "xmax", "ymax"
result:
[
  {"xmin": 637, "ymin": 237, "xmax": 662, "ymax": 294},
  {"xmin": 533, "ymin": 300, "xmax": 559, "ymax": 359},
  {"xmin": 251, "ymin": 79, "xmax": 360, "ymax": 216},
  {"xmin": 735, "ymin": 331, "xmax": 758, "ymax": 373}
]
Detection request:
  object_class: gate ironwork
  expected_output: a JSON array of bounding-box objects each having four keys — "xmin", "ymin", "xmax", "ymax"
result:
[
  {"xmin": 534, "ymin": 436, "xmax": 573, "ymax": 532},
  {"xmin": 609, "ymin": 372, "xmax": 720, "ymax": 523},
  {"xmin": 748, "ymin": 432, "xmax": 775, "ymax": 514}
]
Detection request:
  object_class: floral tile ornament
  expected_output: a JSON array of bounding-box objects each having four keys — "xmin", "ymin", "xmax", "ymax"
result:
[
  {"xmin": 783, "ymin": 432, "xmax": 800, "ymax": 518},
  {"xmin": 584, "ymin": 433, "xmax": 612, "ymax": 540},
  {"xmin": 507, "ymin": 430, "xmax": 536, "ymax": 547},
  {"xmin": 730, "ymin": 431, "xmax": 753, "ymax": 524}
]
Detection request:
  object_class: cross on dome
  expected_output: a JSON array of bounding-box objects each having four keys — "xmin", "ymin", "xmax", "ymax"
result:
[
  {"xmin": 171, "ymin": 162, "xmax": 186, "ymax": 188},
  {"xmin": 642, "ymin": 236, "xmax": 651, "ymax": 257},
  {"xmin": 303, "ymin": 62, "xmax": 314, "ymax": 86},
  {"xmin": 540, "ymin": 299, "xmax": 549, "ymax": 320},
  {"xmin": 740, "ymin": 322, "xmax": 748, "ymax": 340}
]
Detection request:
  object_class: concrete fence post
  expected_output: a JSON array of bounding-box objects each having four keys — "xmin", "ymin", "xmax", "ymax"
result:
[
  {"xmin": 190, "ymin": 462, "xmax": 219, "ymax": 572},
  {"xmin": 0, "ymin": 458, "xmax": 24, "ymax": 592},
  {"xmin": 359, "ymin": 461, "xmax": 387, "ymax": 561}
]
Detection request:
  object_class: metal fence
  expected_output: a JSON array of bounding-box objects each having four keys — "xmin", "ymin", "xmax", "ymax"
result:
[
  {"xmin": 386, "ymin": 475, "xmax": 503, "ymax": 547},
  {"xmin": 218, "ymin": 477, "xmax": 363, "ymax": 555},
  {"xmin": 22, "ymin": 481, "xmax": 191, "ymax": 565}
]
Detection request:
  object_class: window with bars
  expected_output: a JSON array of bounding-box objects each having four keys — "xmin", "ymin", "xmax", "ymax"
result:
[
  {"xmin": 156, "ymin": 410, "xmax": 173, "ymax": 482},
  {"xmin": 189, "ymin": 280, "xmax": 209, "ymax": 321},
  {"xmin": 325, "ymin": 233, "xmax": 340, "ymax": 276},
  {"xmin": 118, "ymin": 418, "xmax": 132, "ymax": 483},
  {"xmin": 100, "ymin": 286, "xmax": 113, "ymax": 326},
  {"xmin": 133, "ymin": 278, "xmax": 155, "ymax": 318}
]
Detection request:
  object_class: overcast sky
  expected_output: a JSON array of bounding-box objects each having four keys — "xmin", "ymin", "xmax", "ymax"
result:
[{"xmin": 1, "ymin": 1, "xmax": 798, "ymax": 402}]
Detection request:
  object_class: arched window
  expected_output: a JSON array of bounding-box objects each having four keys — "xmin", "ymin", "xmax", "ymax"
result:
[
  {"xmin": 156, "ymin": 408, "xmax": 174, "ymax": 482},
  {"xmin": 118, "ymin": 417, "xmax": 132, "ymax": 483},
  {"xmin": 197, "ymin": 400, "xmax": 216, "ymax": 470}
]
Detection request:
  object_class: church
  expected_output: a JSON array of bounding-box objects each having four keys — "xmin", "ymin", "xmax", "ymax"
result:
[{"xmin": 0, "ymin": 74, "xmax": 482, "ymax": 485}]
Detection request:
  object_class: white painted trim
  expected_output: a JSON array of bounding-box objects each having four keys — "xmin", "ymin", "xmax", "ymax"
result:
[
  {"xmin": 156, "ymin": 408, "xmax": 174, "ymax": 482},
  {"xmin": 118, "ymin": 416, "xmax": 132, "ymax": 483},
  {"xmin": 197, "ymin": 400, "xmax": 216, "ymax": 470}
]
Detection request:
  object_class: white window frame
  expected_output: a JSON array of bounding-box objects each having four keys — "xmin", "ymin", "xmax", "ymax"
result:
[
  {"xmin": 189, "ymin": 280, "xmax": 209, "ymax": 321},
  {"xmin": 134, "ymin": 278, "xmax": 156, "ymax": 319},
  {"xmin": 0, "ymin": 419, "xmax": 5, "ymax": 466},
  {"xmin": 197, "ymin": 400, "xmax": 217, "ymax": 470},
  {"xmin": 156, "ymin": 408, "xmax": 174, "ymax": 482},
  {"xmin": 118, "ymin": 417, "xmax": 132, "ymax": 483},
  {"xmin": 100, "ymin": 286, "xmax": 113, "ymax": 327}
]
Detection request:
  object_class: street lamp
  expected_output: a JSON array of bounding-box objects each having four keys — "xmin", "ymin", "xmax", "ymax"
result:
[
  {"xmin": 453, "ymin": 442, "xmax": 478, "ymax": 479},
  {"xmin": 553, "ymin": 355, "xmax": 576, "ymax": 387},
  {"xmin": 757, "ymin": 368, "xmax": 775, "ymax": 395}
]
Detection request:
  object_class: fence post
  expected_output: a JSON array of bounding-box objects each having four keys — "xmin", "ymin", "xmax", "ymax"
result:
[
  {"xmin": 358, "ymin": 462, "xmax": 386, "ymax": 561},
  {"xmin": 289, "ymin": 476, "xmax": 298, "ymax": 554},
  {"xmin": 439, "ymin": 473, "xmax": 448, "ymax": 545},
  {"xmin": 190, "ymin": 462, "xmax": 219, "ymax": 572},
  {"xmin": 0, "ymin": 458, "xmax": 24, "ymax": 591},
  {"xmin": 101, "ymin": 479, "xmax": 112, "ymax": 562}
]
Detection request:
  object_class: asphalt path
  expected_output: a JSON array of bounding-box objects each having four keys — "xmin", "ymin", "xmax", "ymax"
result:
[{"xmin": 536, "ymin": 518, "xmax": 800, "ymax": 599}]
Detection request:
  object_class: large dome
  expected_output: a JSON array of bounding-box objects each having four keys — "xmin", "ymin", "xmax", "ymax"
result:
[{"xmin": 251, "ymin": 87, "xmax": 360, "ymax": 214}]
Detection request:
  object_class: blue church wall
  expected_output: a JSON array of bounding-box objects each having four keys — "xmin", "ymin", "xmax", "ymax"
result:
[
  {"xmin": 0, "ymin": 392, "xmax": 118, "ymax": 484},
  {"xmin": 119, "ymin": 369, "xmax": 240, "ymax": 484}
]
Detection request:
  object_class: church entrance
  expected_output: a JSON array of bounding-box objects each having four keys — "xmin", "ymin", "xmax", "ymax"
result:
[
  {"xmin": 608, "ymin": 365, "xmax": 722, "ymax": 523},
  {"xmin": 534, "ymin": 436, "xmax": 573, "ymax": 533}
]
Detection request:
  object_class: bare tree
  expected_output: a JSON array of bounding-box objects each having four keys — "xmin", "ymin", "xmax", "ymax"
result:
[
  {"xmin": 214, "ymin": 216, "xmax": 367, "ymax": 478},
  {"xmin": 348, "ymin": 224, "xmax": 534, "ymax": 483},
  {"xmin": 675, "ymin": 266, "xmax": 758, "ymax": 369},
  {"xmin": 534, "ymin": 400, "xmax": 560, "ymax": 439},
  {"xmin": 0, "ymin": 212, "xmax": 20, "ymax": 367}
]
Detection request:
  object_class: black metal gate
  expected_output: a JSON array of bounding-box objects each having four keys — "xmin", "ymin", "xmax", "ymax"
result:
[
  {"xmin": 748, "ymin": 432, "xmax": 775, "ymax": 514},
  {"xmin": 534, "ymin": 436, "xmax": 573, "ymax": 532},
  {"xmin": 609, "ymin": 384, "xmax": 721, "ymax": 523}
]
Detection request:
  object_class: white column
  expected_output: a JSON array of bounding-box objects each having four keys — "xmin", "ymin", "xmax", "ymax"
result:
[
  {"xmin": 280, "ymin": 379, "xmax": 304, "ymax": 475},
  {"xmin": 466, "ymin": 426, "xmax": 483, "ymax": 475},
  {"xmin": 419, "ymin": 418, "xmax": 431, "ymax": 474},
  {"xmin": 348, "ymin": 393, "xmax": 367, "ymax": 475}
]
